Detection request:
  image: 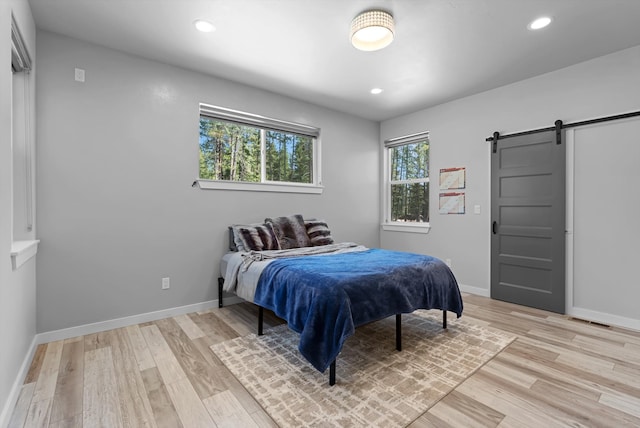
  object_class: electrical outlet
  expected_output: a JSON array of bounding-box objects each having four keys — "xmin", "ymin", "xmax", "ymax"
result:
[
  {"xmin": 74, "ymin": 67, "xmax": 85, "ymax": 82},
  {"xmin": 162, "ymin": 277, "xmax": 170, "ymax": 290},
  {"xmin": 445, "ymin": 259, "xmax": 452, "ymax": 268}
]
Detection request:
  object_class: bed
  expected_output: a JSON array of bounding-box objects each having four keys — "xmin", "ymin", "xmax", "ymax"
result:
[{"xmin": 219, "ymin": 215, "xmax": 464, "ymax": 385}]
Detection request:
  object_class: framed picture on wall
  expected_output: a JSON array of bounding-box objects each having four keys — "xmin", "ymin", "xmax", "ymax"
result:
[
  {"xmin": 439, "ymin": 167, "xmax": 466, "ymax": 190},
  {"xmin": 439, "ymin": 192, "xmax": 465, "ymax": 214}
]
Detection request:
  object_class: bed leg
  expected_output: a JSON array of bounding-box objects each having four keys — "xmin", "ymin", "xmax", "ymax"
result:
[
  {"xmin": 258, "ymin": 306, "xmax": 264, "ymax": 336},
  {"xmin": 443, "ymin": 310, "xmax": 447, "ymax": 329},
  {"xmin": 218, "ymin": 277, "xmax": 224, "ymax": 308},
  {"xmin": 396, "ymin": 314, "xmax": 402, "ymax": 351},
  {"xmin": 329, "ymin": 361, "xmax": 336, "ymax": 386}
]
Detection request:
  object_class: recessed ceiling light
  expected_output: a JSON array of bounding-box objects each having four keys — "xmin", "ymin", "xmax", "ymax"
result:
[
  {"xmin": 194, "ymin": 19, "xmax": 215, "ymax": 33},
  {"xmin": 528, "ymin": 16, "xmax": 552, "ymax": 30},
  {"xmin": 370, "ymin": 88, "xmax": 383, "ymax": 95}
]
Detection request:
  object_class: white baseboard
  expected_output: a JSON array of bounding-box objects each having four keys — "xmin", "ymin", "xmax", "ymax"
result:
[
  {"xmin": 0, "ymin": 336, "xmax": 37, "ymax": 428},
  {"xmin": 567, "ymin": 306, "xmax": 640, "ymax": 332},
  {"xmin": 458, "ymin": 283, "xmax": 490, "ymax": 297},
  {"xmin": 456, "ymin": 283, "xmax": 638, "ymax": 331},
  {"xmin": 36, "ymin": 296, "xmax": 244, "ymax": 344}
]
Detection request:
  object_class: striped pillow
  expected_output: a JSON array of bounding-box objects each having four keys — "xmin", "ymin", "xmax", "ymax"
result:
[
  {"xmin": 305, "ymin": 220, "xmax": 334, "ymax": 246},
  {"xmin": 231, "ymin": 223, "xmax": 279, "ymax": 252}
]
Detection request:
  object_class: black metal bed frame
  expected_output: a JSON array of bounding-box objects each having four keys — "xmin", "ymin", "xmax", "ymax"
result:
[{"xmin": 218, "ymin": 277, "xmax": 448, "ymax": 385}]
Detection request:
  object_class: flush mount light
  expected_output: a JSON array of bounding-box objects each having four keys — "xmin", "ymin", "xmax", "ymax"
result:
[
  {"xmin": 194, "ymin": 19, "xmax": 215, "ymax": 33},
  {"xmin": 350, "ymin": 10, "xmax": 395, "ymax": 51},
  {"xmin": 528, "ymin": 16, "xmax": 552, "ymax": 30},
  {"xmin": 370, "ymin": 88, "xmax": 383, "ymax": 95}
]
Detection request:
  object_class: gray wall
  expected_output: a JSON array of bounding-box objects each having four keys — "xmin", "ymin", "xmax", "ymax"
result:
[
  {"xmin": 381, "ymin": 45, "xmax": 640, "ymax": 326},
  {"xmin": 0, "ymin": 0, "xmax": 37, "ymax": 424},
  {"xmin": 572, "ymin": 118, "xmax": 640, "ymax": 322},
  {"xmin": 35, "ymin": 31, "xmax": 380, "ymax": 333}
]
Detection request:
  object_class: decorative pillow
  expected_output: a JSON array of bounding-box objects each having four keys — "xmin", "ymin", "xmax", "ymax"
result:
[
  {"xmin": 305, "ymin": 220, "xmax": 334, "ymax": 246},
  {"xmin": 265, "ymin": 214, "xmax": 311, "ymax": 250},
  {"xmin": 231, "ymin": 223, "xmax": 279, "ymax": 252},
  {"xmin": 228, "ymin": 226, "xmax": 238, "ymax": 251}
]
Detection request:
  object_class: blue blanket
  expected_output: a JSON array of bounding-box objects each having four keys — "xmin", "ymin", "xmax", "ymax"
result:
[{"xmin": 254, "ymin": 248, "xmax": 463, "ymax": 372}]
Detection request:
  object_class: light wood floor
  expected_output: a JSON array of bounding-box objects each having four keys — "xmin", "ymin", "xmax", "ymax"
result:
[{"xmin": 9, "ymin": 293, "xmax": 640, "ymax": 427}]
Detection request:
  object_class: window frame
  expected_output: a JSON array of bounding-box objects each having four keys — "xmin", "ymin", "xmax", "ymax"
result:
[
  {"xmin": 196, "ymin": 103, "xmax": 323, "ymax": 194},
  {"xmin": 382, "ymin": 131, "xmax": 431, "ymax": 234},
  {"xmin": 10, "ymin": 13, "xmax": 39, "ymax": 270}
]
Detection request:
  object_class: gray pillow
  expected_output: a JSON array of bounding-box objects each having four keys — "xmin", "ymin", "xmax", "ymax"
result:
[
  {"xmin": 228, "ymin": 226, "xmax": 238, "ymax": 251},
  {"xmin": 265, "ymin": 214, "xmax": 311, "ymax": 249}
]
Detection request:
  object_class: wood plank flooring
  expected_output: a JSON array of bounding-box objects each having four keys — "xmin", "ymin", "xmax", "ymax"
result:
[{"xmin": 9, "ymin": 294, "xmax": 640, "ymax": 427}]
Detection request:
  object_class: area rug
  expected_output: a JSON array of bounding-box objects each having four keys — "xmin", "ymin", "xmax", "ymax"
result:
[{"xmin": 211, "ymin": 310, "xmax": 515, "ymax": 427}]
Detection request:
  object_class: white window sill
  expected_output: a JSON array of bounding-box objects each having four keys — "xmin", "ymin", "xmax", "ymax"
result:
[
  {"xmin": 381, "ymin": 223, "xmax": 431, "ymax": 234},
  {"xmin": 10, "ymin": 239, "xmax": 40, "ymax": 270},
  {"xmin": 194, "ymin": 179, "xmax": 323, "ymax": 194}
]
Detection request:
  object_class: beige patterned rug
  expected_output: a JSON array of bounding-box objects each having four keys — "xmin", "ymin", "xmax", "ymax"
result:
[{"xmin": 211, "ymin": 310, "xmax": 515, "ymax": 427}]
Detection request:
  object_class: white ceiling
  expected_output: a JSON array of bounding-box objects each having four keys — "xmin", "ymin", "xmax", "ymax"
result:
[{"xmin": 28, "ymin": 0, "xmax": 640, "ymax": 121}]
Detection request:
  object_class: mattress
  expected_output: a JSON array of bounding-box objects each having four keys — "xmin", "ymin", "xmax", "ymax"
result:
[{"xmin": 219, "ymin": 252, "xmax": 235, "ymax": 279}]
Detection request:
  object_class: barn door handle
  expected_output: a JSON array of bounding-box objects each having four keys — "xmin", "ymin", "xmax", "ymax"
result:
[{"xmin": 492, "ymin": 221, "xmax": 498, "ymax": 234}]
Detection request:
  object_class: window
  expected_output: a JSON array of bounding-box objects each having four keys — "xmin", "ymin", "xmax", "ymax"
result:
[
  {"xmin": 10, "ymin": 14, "xmax": 39, "ymax": 270},
  {"xmin": 197, "ymin": 104, "xmax": 321, "ymax": 193},
  {"xmin": 383, "ymin": 132, "xmax": 430, "ymax": 232}
]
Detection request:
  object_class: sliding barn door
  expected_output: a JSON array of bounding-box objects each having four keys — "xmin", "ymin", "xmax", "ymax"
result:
[{"xmin": 491, "ymin": 130, "xmax": 566, "ymax": 313}]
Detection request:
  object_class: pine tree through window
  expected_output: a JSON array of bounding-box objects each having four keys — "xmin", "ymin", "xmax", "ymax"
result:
[
  {"xmin": 198, "ymin": 104, "xmax": 320, "ymax": 192},
  {"xmin": 385, "ymin": 133, "xmax": 430, "ymax": 224}
]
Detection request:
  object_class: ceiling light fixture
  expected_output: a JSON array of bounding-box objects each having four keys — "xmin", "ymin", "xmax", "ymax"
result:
[
  {"xmin": 370, "ymin": 88, "xmax": 383, "ymax": 95},
  {"xmin": 350, "ymin": 10, "xmax": 395, "ymax": 51},
  {"xmin": 528, "ymin": 16, "xmax": 552, "ymax": 30},
  {"xmin": 194, "ymin": 19, "xmax": 215, "ymax": 33}
]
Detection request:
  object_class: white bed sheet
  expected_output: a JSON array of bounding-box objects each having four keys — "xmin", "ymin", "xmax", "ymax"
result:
[
  {"xmin": 222, "ymin": 252, "xmax": 273, "ymax": 302},
  {"xmin": 219, "ymin": 252, "xmax": 234, "ymax": 280}
]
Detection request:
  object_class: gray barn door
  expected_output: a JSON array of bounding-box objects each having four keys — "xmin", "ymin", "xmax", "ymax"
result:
[{"xmin": 491, "ymin": 130, "xmax": 566, "ymax": 313}]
